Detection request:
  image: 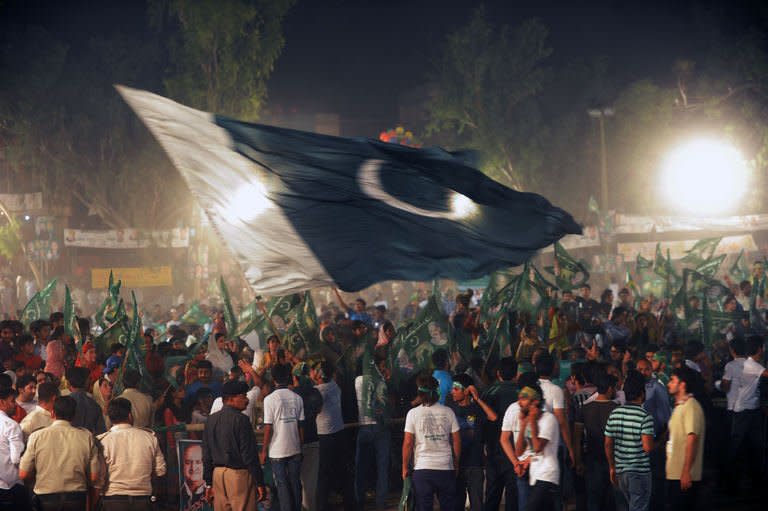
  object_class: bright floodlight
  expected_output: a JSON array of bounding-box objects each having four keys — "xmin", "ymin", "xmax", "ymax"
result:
[
  {"xmin": 450, "ymin": 193, "xmax": 477, "ymax": 219},
  {"xmin": 660, "ymin": 139, "xmax": 748, "ymax": 215},
  {"xmin": 222, "ymin": 179, "xmax": 272, "ymax": 223}
]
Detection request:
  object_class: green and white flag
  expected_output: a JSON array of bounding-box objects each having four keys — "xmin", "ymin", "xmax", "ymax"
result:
[
  {"xmin": 544, "ymin": 242, "xmax": 589, "ymax": 290},
  {"xmin": 284, "ymin": 291, "xmax": 319, "ymax": 355},
  {"xmin": 63, "ymin": 285, "xmax": 82, "ymax": 350},
  {"xmin": 680, "ymin": 237, "xmax": 721, "ymax": 267},
  {"xmin": 391, "ymin": 295, "xmax": 451, "ymax": 374},
  {"xmin": 182, "ymin": 302, "xmax": 210, "ymax": 326},
  {"xmin": 21, "ymin": 279, "xmax": 57, "ymax": 327},
  {"xmin": 95, "ymin": 271, "xmax": 125, "ymax": 329},
  {"xmin": 729, "ymin": 250, "xmax": 750, "ymax": 283},
  {"xmin": 219, "ymin": 276, "xmax": 238, "ymax": 336}
]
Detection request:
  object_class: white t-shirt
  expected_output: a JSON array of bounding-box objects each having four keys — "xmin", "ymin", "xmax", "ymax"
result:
[
  {"xmin": 404, "ymin": 403, "xmax": 459, "ymax": 471},
  {"xmin": 723, "ymin": 358, "xmax": 745, "ymax": 411},
  {"xmin": 734, "ymin": 357, "xmax": 765, "ymax": 412},
  {"xmin": 315, "ymin": 381, "xmax": 344, "ymax": 435},
  {"xmin": 263, "ymin": 387, "xmax": 305, "ymax": 459},
  {"xmin": 538, "ymin": 378, "xmax": 565, "ymax": 413},
  {"xmin": 526, "ymin": 411, "xmax": 560, "ymax": 485},
  {"xmin": 209, "ymin": 386, "xmax": 261, "ymax": 422}
]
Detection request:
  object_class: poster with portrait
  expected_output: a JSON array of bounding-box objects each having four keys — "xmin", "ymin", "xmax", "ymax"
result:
[{"xmin": 178, "ymin": 439, "xmax": 212, "ymax": 511}]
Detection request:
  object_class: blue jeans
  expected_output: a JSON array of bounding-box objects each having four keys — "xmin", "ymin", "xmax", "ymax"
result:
[
  {"xmin": 516, "ymin": 476, "xmax": 529, "ymax": 511},
  {"xmin": 412, "ymin": 469, "xmax": 456, "ymax": 511},
  {"xmin": 271, "ymin": 454, "xmax": 303, "ymax": 511},
  {"xmin": 617, "ymin": 471, "xmax": 651, "ymax": 511},
  {"xmin": 354, "ymin": 425, "xmax": 391, "ymax": 509},
  {"xmin": 585, "ymin": 460, "xmax": 614, "ymax": 511}
]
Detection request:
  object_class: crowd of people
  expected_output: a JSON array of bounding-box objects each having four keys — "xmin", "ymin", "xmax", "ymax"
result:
[{"xmin": 0, "ymin": 271, "xmax": 766, "ymax": 511}]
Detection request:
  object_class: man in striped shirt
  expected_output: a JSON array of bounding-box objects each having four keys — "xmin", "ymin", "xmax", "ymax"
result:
[{"xmin": 604, "ymin": 370, "xmax": 655, "ymax": 511}]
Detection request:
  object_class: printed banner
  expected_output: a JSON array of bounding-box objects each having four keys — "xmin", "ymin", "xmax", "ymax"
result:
[
  {"xmin": 64, "ymin": 228, "xmax": 190, "ymax": 248},
  {"xmin": 91, "ymin": 266, "xmax": 173, "ymax": 288},
  {"xmin": 615, "ymin": 213, "xmax": 768, "ymax": 234},
  {"xmin": 177, "ymin": 439, "xmax": 212, "ymax": 511},
  {"xmin": 617, "ymin": 235, "xmax": 757, "ymax": 261},
  {"xmin": 0, "ymin": 192, "xmax": 43, "ymax": 212}
]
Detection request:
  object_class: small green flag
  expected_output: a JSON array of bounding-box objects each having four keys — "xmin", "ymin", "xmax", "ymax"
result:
[
  {"xmin": 21, "ymin": 279, "xmax": 57, "ymax": 328},
  {"xmin": 284, "ymin": 292, "xmax": 319, "ymax": 354},
  {"xmin": 94, "ymin": 307, "xmax": 130, "ymax": 358},
  {"xmin": 636, "ymin": 253, "xmax": 654, "ymax": 273},
  {"xmin": 95, "ymin": 271, "xmax": 125, "ymax": 329},
  {"xmin": 695, "ymin": 253, "xmax": 726, "ymax": 278},
  {"xmin": 544, "ymin": 242, "xmax": 589, "ymax": 289},
  {"xmin": 219, "ymin": 276, "xmax": 238, "ymax": 337},
  {"xmin": 63, "ymin": 285, "xmax": 82, "ymax": 350},
  {"xmin": 729, "ymin": 250, "xmax": 750, "ymax": 283},
  {"xmin": 680, "ymin": 238, "xmax": 721, "ymax": 267},
  {"xmin": 181, "ymin": 302, "xmax": 210, "ymax": 325},
  {"xmin": 391, "ymin": 295, "xmax": 451, "ymax": 373}
]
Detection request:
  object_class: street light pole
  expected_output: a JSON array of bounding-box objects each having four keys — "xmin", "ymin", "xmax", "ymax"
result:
[{"xmin": 588, "ymin": 107, "xmax": 614, "ymax": 210}]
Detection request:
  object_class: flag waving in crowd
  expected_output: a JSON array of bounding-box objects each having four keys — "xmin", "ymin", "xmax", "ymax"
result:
[{"xmin": 117, "ymin": 86, "xmax": 581, "ymax": 296}]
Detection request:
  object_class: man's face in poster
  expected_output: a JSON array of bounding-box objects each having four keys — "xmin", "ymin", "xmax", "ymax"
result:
[{"xmin": 183, "ymin": 444, "xmax": 204, "ymax": 492}]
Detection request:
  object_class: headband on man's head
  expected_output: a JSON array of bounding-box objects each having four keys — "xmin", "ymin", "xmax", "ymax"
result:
[
  {"xmin": 519, "ymin": 386, "xmax": 541, "ymax": 402},
  {"xmin": 418, "ymin": 386, "xmax": 436, "ymax": 395}
]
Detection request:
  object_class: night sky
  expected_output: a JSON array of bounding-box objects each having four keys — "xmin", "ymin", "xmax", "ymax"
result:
[
  {"xmin": 266, "ymin": 0, "xmax": 729, "ymax": 133},
  {"xmin": 3, "ymin": 0, "xmax": 763, "ymax": 135}
]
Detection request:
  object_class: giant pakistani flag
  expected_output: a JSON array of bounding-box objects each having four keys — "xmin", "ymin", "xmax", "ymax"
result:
[{"xmin": 117, "ymin": 86, "xmax": 581, "ymax": 295}]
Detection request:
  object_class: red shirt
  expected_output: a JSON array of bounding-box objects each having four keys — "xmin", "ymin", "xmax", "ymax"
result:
[
  {"xmin": 11, "ymin": 404, "xmax": 26, "ymax": 423},
  {"xmin": 14, "ymin": 352, "xmax": 43, "ymax": 371}
]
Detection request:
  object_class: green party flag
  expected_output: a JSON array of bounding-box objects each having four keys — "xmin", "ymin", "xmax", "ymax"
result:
[
  {"xmin": 624, "ymin": 270, "xmax": 640, "ymax": 300},
  {"xmin": 181, "ymin": 302, "xmax": 210, "ymax": 325},
  {"xmin": 237, "ymin": 293, "xmax": 302, "ymax": 343},
  {"xmin": 95, "ymin": 271, "xmax": 125, "ymax": 329},
  {"xmin": 544, "ymin": 242, "xmax": 590, "ymax": 290},
  {"xmin": 21, "ymin": 279, "xmax": 57, "ymax": 328},
  {"xmin": 63, "ymin": 285, "xmax": 82, "ymax": 350},
  {"xmin": 236, "ymin": 301, "xmax": 260, "ymax": 337},
  {"xmin": 284, "ymin": 291, "xmax": 320, "ymax": 355},
  {"xmin": 485, "ymin": 308, "xmax": 513, "ymax": 359},
  {"xmin": 360, "ymin": 342, "xmax": 389, "ymax": 424},
  {"xmin": 680, "ymin": 237, "xmax": 721, "ymax": 267},
  {"xmin": 729, "ymin": 250, "xmax": 750, "ymax": 283},
  {"xmin": 391, "ymin": 295, "xmax": 451, "ymax": 374},
  {"xmin": 115, "ymin": 292, "xmax": 149, "ymax": 393},
  {"xmin": 695, "ymin": 253, "xmax": 726, "ymax": 278},
  {"xmin": 219, "ymin": 276, "xmax": 238, "ymax": 337},
  {"xmin": 93, "ymin": 307, "xmax": 130, "ymax": 357},
  {"xmin": 636, "ymin": 253, "xmax": 654, "ymax": 273}
]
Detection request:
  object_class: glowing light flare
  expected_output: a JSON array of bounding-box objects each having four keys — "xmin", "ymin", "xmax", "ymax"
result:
[
  {"xmin": 660, "ymin": 139, "xmax": 749, "ymax": 215},
  {"xmin": 221, "ymin": 179, "xmax": 272, "ymax": 223},
  {"xmin": 450, "ymin": 193, "xmax": 478, "ymax": 219}
]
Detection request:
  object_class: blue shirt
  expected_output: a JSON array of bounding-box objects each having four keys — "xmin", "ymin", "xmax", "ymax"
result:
[
  {"xmin": 643, "ymin": 378, "xmax": 672, "ymax": 437},
  {"xmin": 347, "ymin": 309, "xmax": 373, "ymax": 327},
  {"xmin": 185, "ymin": 380, "xmax": 223, "ymax": 405},
  {"xmin": 433, "ymin": 369, "xmax": 453, "ymax": 405}
]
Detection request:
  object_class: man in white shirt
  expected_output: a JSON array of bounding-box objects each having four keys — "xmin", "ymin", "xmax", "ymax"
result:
[
  {"xmin": 720, "ymin": 337, "xmax": 746, "ymax": 413},
  {"xmin": 96, "ymin": 397, "xmax": 166, "ymax": 510},
  {"xmin": 20, "ymin": 382, "xmax": 58, "ymax": 440},
  {"xmin": 534, "ymin": 352, "xmax": 575, "ymax": 464},
  {"xmin": 513, "ymin": 384, "xmax": 560, "ymax": 510},
  {"xmin": 311, "ymin": 360, "xmax": 348, "ymax": 511},
  {"xmin": 0, "ymin": 387, "xmax": 30, "ymax": 510},
  {"xmin": 729, "ymin": 336, "xmax": 768, "ymax": 486},
  {"xmin": 261, "ymin": 364, "xmax": 304, "ymax": 511},
  {"xmin": 499, "ymin": 372, "xmax": 540, "ymax": 511}
]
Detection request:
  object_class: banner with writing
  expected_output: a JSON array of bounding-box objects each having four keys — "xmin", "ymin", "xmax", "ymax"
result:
[
  {"xmin": 91, "ymin": 266, "xmax": 173, "ymax": 288},
  {"xmin": 64, "ymin": 228, "xmax": 190, "ymax": 248}
]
